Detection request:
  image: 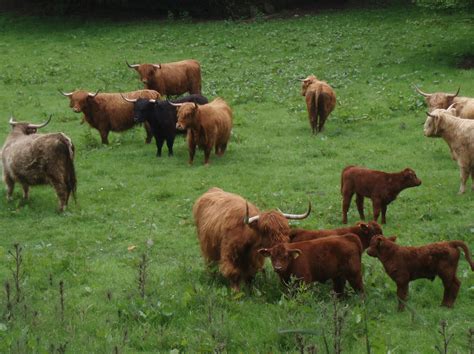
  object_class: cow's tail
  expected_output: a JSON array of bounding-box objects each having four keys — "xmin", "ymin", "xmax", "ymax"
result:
[
  {"xmin": 450, "ymin": 241, "xmax": 474, "ymax": 271},
  {"xmin": 310, "ymin": 87, "xmax": 320, "ymax": 129},
  {"xmin": 60, "ymin": 134, "xmax": 77, "ymax": 203},
  {"xmin": 340, "ymin": 165, "xmax": 355, "ymax": 194}
]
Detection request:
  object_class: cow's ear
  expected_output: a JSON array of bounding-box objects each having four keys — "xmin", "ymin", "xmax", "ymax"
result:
[
  {"xmin": 258, "ymin": 248, "xmax": 270, "ymax": 257},
  {"xmin": 388, "ymin": 236, "xmax": 397, "ymax": 243},
  {"xmin": 289, "ymin": 249, "xmax": 302, "ymax": 259},
  {"xmin": 358, "ymin": 222, "xmax": 369, "ymax": 232}
]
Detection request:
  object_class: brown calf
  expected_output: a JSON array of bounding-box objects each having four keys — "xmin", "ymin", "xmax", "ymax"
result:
[
  {"xmin": 290, "ymin": 221, "xmax": 382, "ymax": 250},
  {"xmin": 259, "ymin": 234, "xmax": 364, "ymax": 296},
  {"xmin": 367, "ymin": 235, "xmax": 474, "ymax": 310},
  {"xmin": 341, "ymin": 166, "xmax": 421, "ymax": 224}
]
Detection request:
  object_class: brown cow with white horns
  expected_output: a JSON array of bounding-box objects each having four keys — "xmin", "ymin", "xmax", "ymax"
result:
[
  {"xmin": 173, "ymin": 98, "xmax": 232, "ymax": 165},
  {"xmin": 126, "ymin": 59, "xmax": 201, "ymax": 96},
  {"xmin": 193, "ymin": 187, "xmax": 311, "ymax": 291},
  {"xmin": 301, "ymin": 75, "xmax": 336, "ymax": 134},
  {"xmin": 414, "ymin": 85, "xmax": 474, "ymax": 119},
  {"xmin": 2, "ymin": 116, "xmax": 76, "ymax": 211},
  {"xmin": 60, "ymin": 89, "xmax": 160, "ymax": 144}
]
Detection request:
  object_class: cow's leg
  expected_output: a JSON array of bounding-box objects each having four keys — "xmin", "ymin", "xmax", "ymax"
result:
[
  {"xmin": 219, "ymin": 260, "xmax": 241, "ymax": 292},
  {"xmin": 52, "ymin": 182, "xmax": 69, "ymax": 212},
  {"xmin": 318, "ymin": 114, "xmax": 327, "ymax": 132},
  {"xmin": 440, "ymin": 272, "xmax": 460, "ymax": 308},
  {"xmin": 204, "ymin": 147, "xmax": 212, "ymax": 166},
  {"xmin": 5, "ymin": 175, "xmax": 14, "ymax": 201},
  {"xmin": 470, "ymin": 170, "xmax": 474, "ymax": 191},
  {"xmin": 99, "ymin": 130, "xmax": 109, "ymax": 145},
  {"xmin": 333, "ymin": 277, "xmax": 346, "ymax": 297},
  {"xmin": 342, "ymin": 191, "xmax": 354, "ymax": 224},
  {"xmin": 187, "ymin": 134, "xmax": 195, "ymax": 165},
  {"xmin": 220, "ymin": 143, "xmax": 227, "ymax": 155},
  {"xmin": 372, "ymin": 198, "xmax": 383, "ymax": 223},
  {"xmin": 355, "ymin": 194, "xmax": 365, "ymax": 220},
  {"xmin": 156, "ymin": 137, "xmax": 164, "ymax": 157},
  {"xmin": 396, "ymin": 282, "xmax": 409, "ymax": 311},
  {"xmin": 381, "ymin": 204, "xmax": 388, "ymax": 224},
  {"xmin": 21, "ymin": 184, "xmax": 30, "ymax": 200},
  {"xmin": 458, "ymin": 166, "xmax": 469, "ymax": 194},
  {"xmin": 144, "ymin": 121, "xmax": 153, "ymax": 144},
  {"xmin": 347, "ymin": 271, "xmax": 364, "ymax": 295},
  {"xmin": 166, "ymin": 137, "xmax": 175, "ymax": 157}
]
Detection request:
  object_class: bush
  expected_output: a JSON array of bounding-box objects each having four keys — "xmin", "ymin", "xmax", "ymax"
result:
[{"xmin": 413, "ymin": 0, "xmax": 473, "ymax": 9}]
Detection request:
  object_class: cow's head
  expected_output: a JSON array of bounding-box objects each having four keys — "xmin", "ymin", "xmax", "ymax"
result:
[
  {"xmin": 244, "ymin": 201, "xmax": 311, "ymax": 247},
  {"xmin": 120, "ymin": 95, "xmax": 157, "ymax": 123},
  {"xmin": 423, "ymin": 110, "xmax": 446, "ymax": 137},
  {"xmin": 367, "ymin": 235, "xmax": 397, "ymax": 257},
  {"xmin": 258, "ymin": 243, "xmax": 302, "ymax": 274},
  {"xmin": 401, "ymin": 168, "xmax": 422, "ymax": 188},
  {"xmin": 59, "ymin": 90, "xmax": 99, "ymax": 113},
  {"xmin": 355, "ymin": 221, "xmax": 383, "ymax": 249},
  {"xmin": 8, "ymin": 115, "xmax": 51, "ymax": 135},
  {"xmin": 300, "ymin": 75, "xmax": 317, "ymax": 96},
  {"xmin": 174, "ymin": 102, "xmax": 199, "ymax": 130},
  {"xmin": 126, "ymin": 61, "xmax": 161, "ymax": 89},
  {"xmin": 414, "ymin": 86, "xmax": 460, "ymax": 112}
]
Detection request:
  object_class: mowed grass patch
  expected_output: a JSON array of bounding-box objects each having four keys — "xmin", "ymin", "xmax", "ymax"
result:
[{"xmin": 0, "ymin": 7, "xmax": 473, "ymax": 352}]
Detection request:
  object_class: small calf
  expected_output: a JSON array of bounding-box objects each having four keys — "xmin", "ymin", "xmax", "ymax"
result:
[
  {"xmin": 341, "ymin": 166, "xmax": 421, "ymax": 224},
  {"xmin": 367, "ymin": 235, "xmax": 474, "ymax": 310},
  {"xmin": 290, "ymin": 221, "xmax": 382, "ymax": 250},
  {"xmin": 259, "ymin": 234, "xmax": 364, "ymax": 296}
]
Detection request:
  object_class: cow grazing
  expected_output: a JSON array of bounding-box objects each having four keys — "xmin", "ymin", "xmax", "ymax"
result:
[
  {"xmin": 175, "ymin": 98, "xmax": 233, "ymax": 165},
  {"xmin": 301, "ymin": 75, "xmax": 336, "ymax": 134},
  {"xmin": 290, "ymin": 221, "xmax": 383, "ymax": 250},
  {"xmin": 126, "ymin": 59, "xmax": 201, "ymax": 96},
  {"xmin": 367, "ymin": 235, "xmax": 474, "ymax": 310},
  {"xmin": 341, "ymin": 166, "xmax": 421, "ymax": 224},
  {"xmin": 60, "ymin": 89, "xmax": 160, "ymax": 144},
  {"xmin": 121, "ymin": 94, "xmax": 209, "ymax": 157},
  {"xmin": 2, "ymin": 116, "xmax": 76, "ymax": 211},
  {"xmin": 193, "ymin": 187, "xmax": 311, "ymax": 291},
  {"xmin": 415, "ymin": 86, "xmax": 474, "ymax": 119},
  {"xmin": 424, "ymin": 109, "xmax": 474, "ymax": 194},
  {"xmin": 259, "ymin": 234, "xmax": 364, "ymax": 296}
]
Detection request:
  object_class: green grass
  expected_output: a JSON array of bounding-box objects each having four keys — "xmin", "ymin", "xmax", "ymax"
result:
[{"xmin": 1, "ymin": 6, "xmax": 473, "ymax": 352}]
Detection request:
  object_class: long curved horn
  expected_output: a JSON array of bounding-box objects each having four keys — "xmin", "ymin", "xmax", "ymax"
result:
[
  {"xmin": 168, "ymin": 101, "xmax": 185, "ymax": 107},
  {"xmin": 9, "ymin": 116, "xmax": 19, "ymax": 126},
  {"xmin": 281, "ymin": 201, "xmax": 312, "ymax": 220},
  {"xmin": 120, "ymin": 93, "xmax": 137, "ymax": 103},
  {"xmin": 153, "ymin": 64, "xmax": 161, "ymax": 69},
  {"xmin": 244, "ymin": 202, "xmax": 260, "ymax": 224},
  {"xmin": 28, "ymin": 115, "xmax": 52, "ymax": 129},
  {"xmin": 414, "ymin": 85, "xmax": 431, "ymax": 97},
  {"xmin": 58, "ymin": 89, "xmax": 73, "ymax": 97},
  {"xmin": 426, "ymin": 111, "xmax": 436, "ymax": 118},
  {"xmin": 88, "ymin": 90, "xmax": 100, "ymax": 98},
  {"xmin": 126, "ymin": 60, "xmax": 139, "ymax": 69},
  {"xmin": 448, "ymin": 87, "xmax": 460, "ymax": 98},
  {"xmin": 446, "ymin": 103, "xmax": 457, "ymax": 111}
]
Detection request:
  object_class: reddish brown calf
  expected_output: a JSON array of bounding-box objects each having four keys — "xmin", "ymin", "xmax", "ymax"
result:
[
  {"xmin": 259, "ymin": 234, "xmax": 364, "ymax": 296},
  {"xmin": 341, "ymin": 166, "xmax": 421, "ymax": 224},
  {"xmin": 290, "ymin": 221, "xmax": 382, "ymax": 250},
  {"xmin": 367, "ymin": 235, "xmax": 474, "ymax": 310}
]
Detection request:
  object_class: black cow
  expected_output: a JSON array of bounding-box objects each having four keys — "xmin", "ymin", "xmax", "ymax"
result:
[{"xmin": 122, "ymin": 94, "xmax": 208, "ymax": 157}]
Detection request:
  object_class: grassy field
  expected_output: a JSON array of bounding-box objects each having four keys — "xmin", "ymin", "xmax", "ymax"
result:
[{"xmin": 0, "ymin": 6, "xmax": 473, "ymax": 352}]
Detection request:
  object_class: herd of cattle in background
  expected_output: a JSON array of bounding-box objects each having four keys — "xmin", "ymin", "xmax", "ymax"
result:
[{"xmin": 1, "ymin": 55, "xmax": 474, "ymax": 310}]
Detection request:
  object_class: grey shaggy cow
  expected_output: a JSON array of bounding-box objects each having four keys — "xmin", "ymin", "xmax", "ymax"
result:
[
  {"xmin": 424, "ymin": 109, "xmax": 474, "ymax": 194},
  {"xmin": 2, "ymin": 116, "xmax": 76, "ymax": 211}
]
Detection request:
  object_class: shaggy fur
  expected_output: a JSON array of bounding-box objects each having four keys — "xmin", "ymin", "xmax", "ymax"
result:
[
  {"xmin": 367, "ymin": 235, "xmax": 474, "ymax": 310},
  {"xmin": 415, "ymin": 87, "xmax": 474, "ymax": 119},
  {"xmin": 259, "ymin": 234, "xmax": 364, "ymax": 296},
  {"xmin": 2, "ymin": 122, "xmax": 76, "ymax": 211},
  {"xmin": 176, "ymin": 98, "xmax": 233, "ymax": 165},
  {"xmin": 131, "ymin": 60, "xmax": 201, "ymax": 96},
  {"xmin": 424, "ymin": 109, "xmax": 474, "ymax": 194},
  {"xmin": 193, "ymin": 187, "xmax": 295, "ymax": 291},
  {"xmin": 290, "ymin": 221, "xmax": 383, "ymax": 250},
  {"xmin": 301, "ymin": 75, "xmax": 336, "ymax": 134},
  {"xmin": 341, "ymin": 166, "xmax": 421, "ymax": 224},
  {"xmin": 64, "ymin": 89, "xmax": 160, "ymax": 144}
]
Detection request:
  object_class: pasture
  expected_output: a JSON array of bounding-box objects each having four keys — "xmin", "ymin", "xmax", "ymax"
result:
[{"xmin": 1, "ymin": 6, "xmax": 473, "ymax": 352}]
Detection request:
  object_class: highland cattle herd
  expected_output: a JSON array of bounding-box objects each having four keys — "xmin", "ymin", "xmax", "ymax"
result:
[{"xmin": 1, "ymin": 54, "xmax": 473, "ymax": 311}]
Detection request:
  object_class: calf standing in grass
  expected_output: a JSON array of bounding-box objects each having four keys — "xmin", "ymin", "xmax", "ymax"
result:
[
  {"xmin": 259, "ymin": 234, "xmax": 364, "ymax": 296},
  {"xmin": 301, "ymin": 75, "xmax": 336, "ymax": 134},
  {"xmin": 341, "ymin": 166, "xmax": 421, "ymax": 224},
  {"xmin": 367, "ymin": 235, "xmax": 474, "ymax": 310},
  {"xmin": 175, "ymin": 98, "xmax": 232, "ymax": 165},
  {"xmin": 290, "ymin": 221, "xmax": 382, "ymax": 250}
]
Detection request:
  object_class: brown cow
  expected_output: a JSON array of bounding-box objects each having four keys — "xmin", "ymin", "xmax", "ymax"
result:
[
  {"xmin": 341, "ymin": 166, "xmax": 421, "ymax": 224},
  {"xmin": 301, "ymin": 75, "xmax": 336, "ymax": 134},
  {"xmin": 60, "ymin": 89, "xmax": 160, "ymax": 144},
  {"xmin": 367, "ymin": 235, "xmax": 474, "ymax": 310},
  {"xmin": 2, "ymin": 116, "xmax": 76, "ymax": 211},
  {"xmin": 193, "ymin": 187, "xmax": 311, "ymax": 291},
  {"xmin": 259, "ymin": 234, "xmax": 364, "ymax": 296},
  {"xmin": 174, "ymin": 98, "xmax": 232, "ymax": 165},
  {"xmin": 127, "ymin": 59, "xmax": 201, "ymax": 96},
  {"xmin": 290, "ymin": 221, "xmax": 383, "ymax": 249},
  {"xmin": 415, "ymin": 86, "xmax": 474, "ymax": 119}
]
